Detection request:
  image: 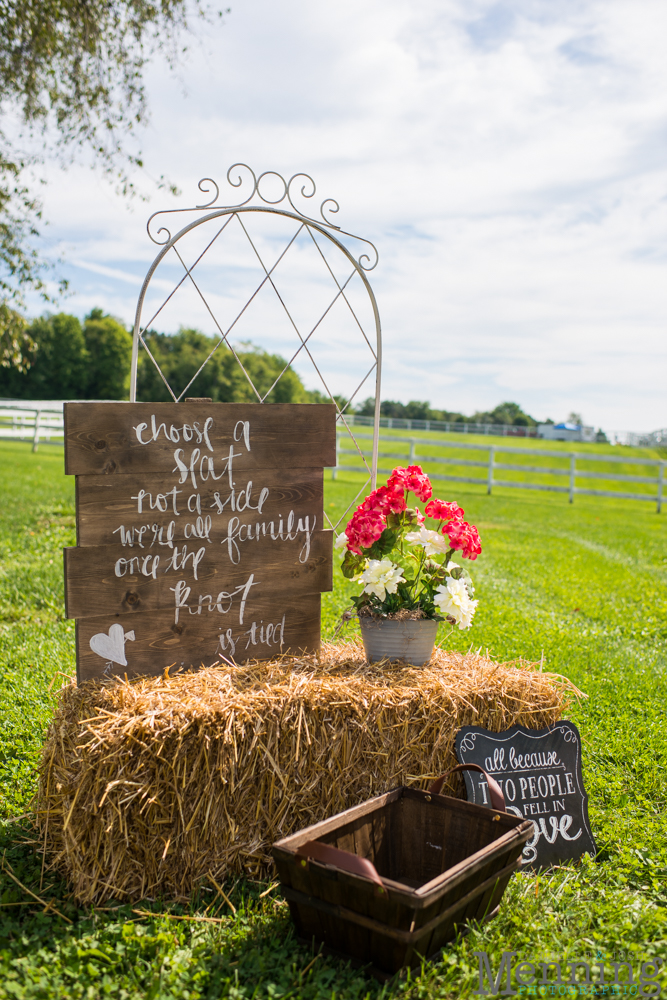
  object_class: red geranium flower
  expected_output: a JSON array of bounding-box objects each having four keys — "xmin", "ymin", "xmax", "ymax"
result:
[
  {"xmin": 362, "ymin": 486, "xmax": 407, "ymax": 515},
  {"xmin": 442, "ymin": 520, "xmax": 482, "ymax": 560},
  {"xmin": 345, "ymin": 508, "xmax": 386, "ymax": 553},
  {"xmin": 388, "ymin": 465, "xmax": 432, "ymax": 502},
  {"xmin": 424, "ymin": 499, "xmax": 465, "ymax": 522}
]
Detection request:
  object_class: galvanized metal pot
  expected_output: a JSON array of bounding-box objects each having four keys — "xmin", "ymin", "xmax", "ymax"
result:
[{"xmin": 359, "ymin": 617, "xmax": 438, "ymax": 667}]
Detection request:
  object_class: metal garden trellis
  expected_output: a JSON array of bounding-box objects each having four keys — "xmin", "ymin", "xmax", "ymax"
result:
[{"xmin": 129, "ymin": 164, "xmax": 382, "ymax": 533}]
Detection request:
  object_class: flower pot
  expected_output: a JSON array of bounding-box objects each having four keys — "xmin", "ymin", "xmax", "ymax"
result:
[{"xmin": 359, "ymin": 617, "xmax": 438, "ymax": 667}]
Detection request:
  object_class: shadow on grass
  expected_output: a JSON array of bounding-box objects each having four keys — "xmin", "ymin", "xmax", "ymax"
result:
[{"xmin": 0, "ymin": 821, "xmax": 408, "ymax": 999}]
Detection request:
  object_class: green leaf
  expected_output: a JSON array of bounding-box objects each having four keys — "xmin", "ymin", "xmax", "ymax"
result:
[{"xmin": 341, "ymin": 549, "xmax": 365, "ymax": 579}]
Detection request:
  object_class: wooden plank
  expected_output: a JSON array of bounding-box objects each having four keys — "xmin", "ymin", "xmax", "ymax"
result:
[
  {"xmin": 279, "ymin": 858, "xmax": 521, "ymax": 949},
  {"xmin": 64, "ymin": 402, "xmax": 336, "ymax": 476},
  {"xmin": 273, "ymin": 789, "xmax": 403, "ymax": 856},
  {"xmin": 74, "ymin": 468, "xmax": 324, "ymax": 547},
  {"xmin": 64, "ymin": 530, "xmax": 333, "ymax": 620},
  {"xmin": 75, "ymin": 592, "xmax": 322, "ymax": 682}
]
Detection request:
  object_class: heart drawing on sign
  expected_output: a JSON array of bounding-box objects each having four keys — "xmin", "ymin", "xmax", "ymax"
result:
[{"xmin": 89, "ymin": 624, "xmax": 136, "ymax": 667}]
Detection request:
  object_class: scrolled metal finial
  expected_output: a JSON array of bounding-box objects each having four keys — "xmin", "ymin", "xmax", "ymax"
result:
[
  {"xmin": 225, "ymin": 163, "xmax": 258, "ymax": 206},
  {"xmin": 144, "ymin": 165, "xmax": 379, "ymax": 269},
  {"xmin": 196, "ymin": 177, "xmax": 220, "ymax": 209},
  {"xmin": 286, "ymin": 171, "xmax": 338, "ymax": 228},
  {"xmin": 320, "ymin": 197, "xmax": 340, "ymax": 226},
  {"xmin": 257, "ymin": 170, "xmax": 290, "ymax": 206}
]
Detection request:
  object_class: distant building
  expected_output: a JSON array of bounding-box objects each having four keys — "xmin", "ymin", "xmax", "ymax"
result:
[{"xmin": 537, "ymin": 422, "xmax": 596, "ymax": 443}]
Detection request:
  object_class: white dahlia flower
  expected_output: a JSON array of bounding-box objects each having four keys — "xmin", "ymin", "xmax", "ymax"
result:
[
  {"xmin": 434, "ymin": 576, "xmax": 478, "ymax": 629},
  {"xmin": 405, "ymin": 526, "xmax": 450, "ymax": 556},
  {"xmin": 359, "ymin": 558, "xmax": 405, "ymax": 601}
]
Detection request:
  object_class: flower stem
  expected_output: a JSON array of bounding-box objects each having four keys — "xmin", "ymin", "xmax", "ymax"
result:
[{"xmin": 411, "ymin": 548, "xmax": 427, "ymax": 601}]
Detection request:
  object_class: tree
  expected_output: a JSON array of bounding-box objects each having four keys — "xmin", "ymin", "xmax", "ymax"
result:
[
  {"xmin": 0, "ymin": 312, "xmax": 89, "ymax": 398},
  {"xmin": 0, "ymin": 314, "xmax": 317, "ymax": 403},
  {"xmin": 308, "ymin": 388, "xmax": 349, "ymax": 412},
  {"xmin": 0, "ymin": 307, "xmax": 132, "ymax": 398},
  {"xmin": 136, "ymin": 328, "xmax": 313, "ymax": 404},
  {"xmin": 83, "ymin": 308, "xmax": 132, "ymax": 399},
  {"xmin": 472, "ymin": 402, "xmax": 536, "ymax": 427},
  {"xmin": 0, "ymin": 0, "xmax": 218, "ymax": 342},
  {"xmin": 0, "ymin": 302, "xmax": 35, "ymax": 371}
]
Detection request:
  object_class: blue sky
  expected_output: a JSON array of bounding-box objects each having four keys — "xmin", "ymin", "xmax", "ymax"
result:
[{"xmin": 30, "ymin": 0, "xmax": 666, "ymax": 431}]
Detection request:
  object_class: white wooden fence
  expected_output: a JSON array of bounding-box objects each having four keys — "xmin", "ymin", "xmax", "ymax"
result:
[
  {"xmin": 333, "ymin": 433, "xmax": 665, "ymax": 513},
  {"xmin": 0, "ymin": 402, "xmax": 64, "ymax": 452}
]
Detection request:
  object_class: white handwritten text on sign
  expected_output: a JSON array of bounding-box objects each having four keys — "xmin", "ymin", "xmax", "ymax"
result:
[{"xmin": 454, "ymin": 722, "xmax": 596, "ymax": 868}]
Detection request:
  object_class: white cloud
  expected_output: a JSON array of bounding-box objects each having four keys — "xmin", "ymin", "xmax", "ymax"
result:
[{"xmin": 21, "ymin": 0, "xmax": 667, "ymax": 430}]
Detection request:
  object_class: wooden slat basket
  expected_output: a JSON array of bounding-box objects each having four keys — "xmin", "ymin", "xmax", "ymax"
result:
[{"xmin": 272, "ymin": 765, "xmax": 533, "ymax": 978}]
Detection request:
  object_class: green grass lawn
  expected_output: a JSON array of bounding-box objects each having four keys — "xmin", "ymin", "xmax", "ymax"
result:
[{"xmin": 1, "ymin": 440, "xmax": 666, "ymax": 999}]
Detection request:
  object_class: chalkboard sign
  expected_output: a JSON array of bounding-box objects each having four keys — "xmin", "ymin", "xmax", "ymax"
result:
[
  {"xmin": 454, "ymin": 722, "xmax": 596, "ymax": 869},
  {"xmin": 64, "ymin": 402, "xmax": 336, "ymax": 682}
]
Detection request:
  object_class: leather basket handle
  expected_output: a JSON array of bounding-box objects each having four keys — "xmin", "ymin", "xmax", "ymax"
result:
[
  {"xmin": 295, "ymin": 839, "xmax": 386, "ymax": 894},
  {"xmin": 428, "ymin": 763, "xmax": 506, "ymax": 812}
]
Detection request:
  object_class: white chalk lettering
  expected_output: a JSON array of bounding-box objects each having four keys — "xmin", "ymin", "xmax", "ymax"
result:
[
  {"xmin": 221, "ymin": 511, "xmax": 316, "ymax": 564},
  {"xmin": 233, "ymin": 420, "xmax": 251, "ymax": 451},
  {"xmin": 132, "ymin": 487, "xmax": 181, "ymax": 516},
  {"xmin": 112, "ymin": 524, "xmax": 151, "ymax": 548},
  {"xmin": 165, "ymin": 544, "xmax": 207, "ymax": 580},
  {"xmin": 183, "ymin": 516, "xmax": 212, "ymax": 542},
  {"xmin": 150, "ymin": 521, "xmax": 176, "ymax": 549},
  {"xmin": 114, "ymin": 553, "xmax": 160, "ymax": 579},
  {"xmin": 134, "ymin": 415, "xmax": 213, "ymax": 450},
  {"xmin": 243, "ymin": 614, "xmax": 286, "ymax": 651},
  {"xmin": 218, "ymin": 629, "xmax": 236, "ymax": 658},
  {"xmin": 172, "ymin": 444, "xmax": 242, "ymax": 490}
]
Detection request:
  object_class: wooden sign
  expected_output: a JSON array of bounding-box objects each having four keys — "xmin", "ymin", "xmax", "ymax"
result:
[
  {"xmin": 454, "ymin": 721, "xmax": 597, "ymax": 869},
  {"xmin": 64, "ymin": 402, "xmax": 336, "ymax": 682}
]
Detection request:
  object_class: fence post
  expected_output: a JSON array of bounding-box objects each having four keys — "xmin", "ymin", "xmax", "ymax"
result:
[
  {"xmin": 658, "ymin": 462, "xmax": 664, "ymax": 514},
  {"xmin": 569, "ymin": 454, "xmax": 575, "ymax": 504},
  {"xmin": 487, "ymin": 446, "xmax": 495, "ymax": 495},
  {"xmin": 409, "ymin": 439, "xmax": 416, "ymax": 463},
  {"xmin": 32, "ymin": 409, "xmax": 41, "ymax": 453},
  {"xmin": 332, "ymin": 433, "xmax": 339, "ymax": 480}
]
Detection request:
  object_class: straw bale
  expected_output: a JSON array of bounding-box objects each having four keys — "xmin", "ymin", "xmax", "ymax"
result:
[{"xmin": 35, "ymin": 641, "xmax": 579, "ymax": 904}]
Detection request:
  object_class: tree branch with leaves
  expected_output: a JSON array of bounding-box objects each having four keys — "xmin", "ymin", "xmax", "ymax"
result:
[{"xmin": 0, "ymin": 0, "xmax": 224, "ymax": 366}]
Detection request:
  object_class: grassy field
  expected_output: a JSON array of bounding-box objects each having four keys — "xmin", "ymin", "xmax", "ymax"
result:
[{"xmin": 0, "ymin": 439, "xmax": 666, "ymax": 999}]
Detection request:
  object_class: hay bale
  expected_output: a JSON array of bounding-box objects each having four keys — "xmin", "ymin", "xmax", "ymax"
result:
[{"xmin": 35, "ymin": 641, "xmax": 579, "ymax": 904}]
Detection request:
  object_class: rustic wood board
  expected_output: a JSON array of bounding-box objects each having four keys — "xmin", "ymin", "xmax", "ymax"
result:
[
  {"xmin": 64, "ymin": 530, "xmax": 333, "ymax": 619},
  {"xmin": 75, "ymin": 593, "xmax": 322, "ymax": 681},
  {"xmin": 65, "ymin": 402, "xmax": 336, "ymax": 476},
  {"xmin": 74, "ymin": 467, "xmax": 324, "ymax": 546},
  {"xmin": 64, "ymin": 402, "xmax": 336, "ymax": 681}
]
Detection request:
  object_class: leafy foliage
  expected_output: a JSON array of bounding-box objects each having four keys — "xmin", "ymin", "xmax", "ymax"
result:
[
  {"xmin": 81, "ymin": 308, "xmax": 133, "ymax": 399},
  {"xmin": 137, "ymin": 328, "xmax": 314, "ymax": 403},
  {"xmin": 0, "ymin": 302, "xmax": 35, "ymax": 371},
  {"xmin": 0, "ymin": 308, "xmax": 133, "ymax": 398},
  {"xmin": 0, "ymin": 312, "xmax": 90, "ymax": 398},
  {"xmin": 0, "ymin": 316, "xmax": 318, "ymax": 403},
  {"xmin": 356, "ymin": 397, "xmax": 538, "ymax": 426},
  {"xmin": 0, "ymin": 0, "xmax": 218, "ymax": 306}
]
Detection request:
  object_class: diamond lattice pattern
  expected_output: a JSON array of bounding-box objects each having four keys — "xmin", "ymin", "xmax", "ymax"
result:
[{"xmin": 136, "ymin": 211, "xmax": 380, "ymax": 531}]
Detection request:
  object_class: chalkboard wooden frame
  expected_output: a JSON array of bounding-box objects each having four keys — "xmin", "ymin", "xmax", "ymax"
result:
[{"xmin": 455, "ymin": 721, "xmax": 597, "ymax": 869}]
